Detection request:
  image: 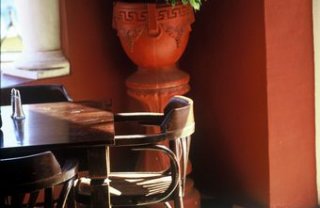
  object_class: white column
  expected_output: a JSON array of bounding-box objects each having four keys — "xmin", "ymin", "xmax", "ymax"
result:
[
  {"xmin": 313, "ymin": 0, "xmax": 320, "ymax": 205},
  {"xmin": 3, "ymin": 0, "xmax": 70, "ymax": 79}
]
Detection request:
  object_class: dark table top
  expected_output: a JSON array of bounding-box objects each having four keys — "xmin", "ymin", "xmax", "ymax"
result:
[{"xmin": 0, "ymin": 101, "xmax": 114, "ymax": 158}]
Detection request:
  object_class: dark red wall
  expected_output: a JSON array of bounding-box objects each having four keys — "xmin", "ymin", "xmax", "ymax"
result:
[{"xmin": 182, "ymin": 0, "xmax": 269, "ymax": 206}]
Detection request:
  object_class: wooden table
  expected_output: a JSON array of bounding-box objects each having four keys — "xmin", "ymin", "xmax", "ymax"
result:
[{"xmin": 0, "ymin": 101, "xmax": 114, "ymax": 207}]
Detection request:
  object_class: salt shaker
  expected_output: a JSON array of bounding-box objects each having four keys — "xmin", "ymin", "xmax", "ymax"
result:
[{"xmin": 11, "ymin": 88, "xmax": 25, "ymax": 120}]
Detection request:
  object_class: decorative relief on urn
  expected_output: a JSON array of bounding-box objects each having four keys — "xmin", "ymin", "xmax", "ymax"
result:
[
  {"xmin": 113, "ymin": 4, "xmax": 193, "ymax": 23},
  {"xmin": 113, "ymin": 3, "xmax": 194, "ymax": 54},
  {"xmin": 113, "ymin": 1, "xmax": 194, "ymax": 69},
  {"xmin": 117, "ymin": 27, "xmax": 145, "ymax": 51},
  {"xmin": 161, "ymin": 24, "xmax": 190, "ymax": 48}
]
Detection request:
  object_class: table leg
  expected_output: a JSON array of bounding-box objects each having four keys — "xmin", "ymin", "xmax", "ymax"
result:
[{"xmin": 87, "ymin": 146, "xmax": 111, "ymax": 208}]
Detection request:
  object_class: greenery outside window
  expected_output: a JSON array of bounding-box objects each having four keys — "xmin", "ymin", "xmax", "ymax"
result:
[{"xmin": 1, "ymin": 0, "xmax": 22, "ymax": 67}]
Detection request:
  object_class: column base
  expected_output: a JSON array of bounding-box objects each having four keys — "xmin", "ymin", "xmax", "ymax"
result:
[
  {"xmin": 184, "ymin": 178, "xmax": 201, "ymax": 208},
  {"xmin": 2, "ymin": 50, "xmax": 70, "ymax": 79},
  {"xmin": 14, "ymin": 50, "xmax": 69, "ymax": 70}
]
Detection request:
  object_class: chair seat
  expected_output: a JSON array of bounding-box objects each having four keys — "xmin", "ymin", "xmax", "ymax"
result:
[
  {"xmin": 76, "ymin": 172, "xmax": 174, "ymax": 206},
  {"xmin": 75, "ymin": 144, "xmax": 179, "ymax": 207},
  {"xmin": 77, "ymin": 172, "xmax": 171, "ymax": 197}
]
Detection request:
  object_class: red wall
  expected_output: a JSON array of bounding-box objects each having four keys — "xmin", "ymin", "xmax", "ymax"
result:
[{"xmin": 265, "ymin": 0, "xmax": 317, "ymax": 207}]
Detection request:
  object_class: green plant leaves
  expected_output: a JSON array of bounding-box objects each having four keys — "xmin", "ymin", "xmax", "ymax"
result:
[
  {"xmin": 188, "ymin": 0, "xmax": 201, "ymax": 10},
  {"xmin": 167, "ymin": 0, "xmax": 201, "ymax": 10}
]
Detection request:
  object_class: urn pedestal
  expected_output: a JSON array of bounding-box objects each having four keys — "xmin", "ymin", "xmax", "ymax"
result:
[{"xmin": 113, "ymin": 2, "xmax": 200, "ymax": 207}]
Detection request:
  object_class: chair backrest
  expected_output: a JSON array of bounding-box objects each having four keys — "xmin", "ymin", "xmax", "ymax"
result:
[
  {"xmin": 0, "ymin": 84, "xmax": 72, "ymax": 106},
  {"xmin": 0, "ymin": 151, "xmax": 77, "ymax": 208},
  {"xmin": 161, "ymin": 95, "xmax": 195, "ymax": 139}
]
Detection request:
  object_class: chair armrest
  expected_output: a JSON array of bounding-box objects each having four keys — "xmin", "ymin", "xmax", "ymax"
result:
[
  {"xmin": 61, "ymin": 159, "xmax": 79, "ymax": 180},
  {"xmin": 114, "ymin": 112, "xmax": 164, "ymax": 125},
  {"xmin": 56, "ymin": 159, "xmax": 79, "ymax": 208},
  {"xmin": 114, "ymin": 133, "xmax": 167, "ymax": 146}
]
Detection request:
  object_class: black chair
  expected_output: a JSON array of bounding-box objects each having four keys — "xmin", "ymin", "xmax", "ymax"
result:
[
  {"xmin": 75, "ymin": 95, "xmax": 195, "ymax": 208},
  {"xmin": 0, "ymin": 84, "xmax": 72, "ymax": 106},
  {"xmin": 0, "ymin": 84, "xmax": 77, "ymax": 207},
  {"xmin": 0, "ymin": 151, "xmax": 78, "ymax": 208}
]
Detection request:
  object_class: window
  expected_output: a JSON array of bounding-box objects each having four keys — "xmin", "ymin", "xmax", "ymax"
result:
[{"xmin": 1, "ymin": 0, "xmax": 22, "ymax": 65}]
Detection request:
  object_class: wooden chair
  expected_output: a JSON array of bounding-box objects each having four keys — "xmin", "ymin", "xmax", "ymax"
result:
[
  {"xmin": 75, "ymin": 95, "xmax": 195, "ymax": 208},
  {"xmin": 0, "ymin": 151, "xmax": 78, "ymax": 208},
  {"xmin": 0, "ymin": 84, "xmax": 72, "ymax": 106}
]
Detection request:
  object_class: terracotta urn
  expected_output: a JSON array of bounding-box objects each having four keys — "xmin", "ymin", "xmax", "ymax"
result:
[
  {"xmin": 112, "ymin": 0, "xmax": 196, "ymax": 169},
  {"xmin": 112, "ymin": 1, "xmax": 195, "ymax": 71}
]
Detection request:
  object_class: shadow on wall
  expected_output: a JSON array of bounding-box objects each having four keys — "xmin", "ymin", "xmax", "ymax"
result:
[{"xmin": 181, "ymin": 0, "xmax": 269, "ymax": 206}]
